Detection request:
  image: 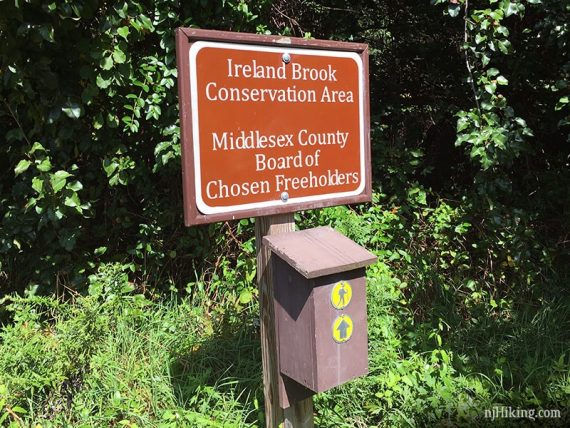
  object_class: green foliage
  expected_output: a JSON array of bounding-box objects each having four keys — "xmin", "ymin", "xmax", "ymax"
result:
[
  {"xmin": 304, "ymin": 194, "xmax": 570, "ymax": 426},
  {"xmin": 0, "ymin": 263, "xmax": 260, "ymax": 427},
  {"xmin": 2, "ymin": 252, "xmax": 569, "ymax": 426},
  {"xmin": 0, "ymin": 0, "xmax": 270, "ymax": 292},
  {"xmin": 437, "ymin": 0, "xmax": 568, "ymax": 201}
]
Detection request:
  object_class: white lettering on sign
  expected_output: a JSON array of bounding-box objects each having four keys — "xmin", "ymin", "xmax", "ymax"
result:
[
  {"xmin": 212, "ymin": 131, "xmax": 294, "ymax": 151},
  {"xmin": 205, "ymin": 82, "xmax": 318, "ymax": 103},
  {"xmin": 206, "ymin": 179, "xmax": 271, "ymax": 199},
  {"xmin": 211, "ymin": 130, "xmax": 350, "ymax": 152},
  {"xmin": 320, "ymin": 86, "xmax": 354, "ymax": 103},
  {"xmin": 275, "ymin": 170, "xmax": 360, "ymax": 191},
  {"xmin": 255, "ymin": 150, "xmax": 321, "ymax": 172},
  {"xmin": 227, "ymin": 58, "xmax": 287, "ymax": 80},
  {"xmin": 291, "ymin": 63, "xmax": 337, "ymax": 81},
  {"xmin": 298, "ymin": 130, "xmax": 349, "ymax": 149}
]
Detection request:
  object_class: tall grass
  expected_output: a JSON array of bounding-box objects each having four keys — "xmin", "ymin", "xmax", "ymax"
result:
[
  {"xmin": 0, "ymin": 268, "xmax": 263, "ymax": 427},
  {"xmin": 1, "ymin": 198, "xmax": 569, "ymax": 426}
]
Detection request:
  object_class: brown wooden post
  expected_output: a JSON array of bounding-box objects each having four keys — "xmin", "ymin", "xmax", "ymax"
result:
[
  {"xmin": 283, "ymin": 399, "xmax": 314, "ymax": 428},
  {"xmin": 256, "ymin": 214, "xmax": 314, "ymax": 427}
]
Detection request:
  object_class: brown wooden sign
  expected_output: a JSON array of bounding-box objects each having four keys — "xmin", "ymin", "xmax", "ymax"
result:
[{"xmin": 176, "ymin": 29, "xmax": 371, "ymax": 225}]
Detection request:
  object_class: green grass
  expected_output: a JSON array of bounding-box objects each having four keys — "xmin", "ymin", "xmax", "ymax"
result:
[
  {"xmin": 1, "ymin": 261, "xmax": 569, "ymax": 427},
  {"xmin": 0, "ymin": 267, "xmax": 264, "ymax": 427},
  {"xmin": 1, "ymin": 198, "xmax": 570, "ymax": 428}
]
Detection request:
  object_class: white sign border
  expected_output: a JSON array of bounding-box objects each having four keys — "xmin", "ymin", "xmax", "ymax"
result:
[{"xmin": 189, "ymin": 41, "xmax": 366, "ymax": 215}]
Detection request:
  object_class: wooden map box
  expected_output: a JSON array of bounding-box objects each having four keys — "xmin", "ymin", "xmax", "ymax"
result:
[{"xmin": 263, "ymin": 227, "xmax": 377, "ymax": 396}]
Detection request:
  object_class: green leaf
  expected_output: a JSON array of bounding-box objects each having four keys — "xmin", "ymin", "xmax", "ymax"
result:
[
  {"xmin": 448, "ymin": 4, "xmax": 461, "ymax": 18},
  {"xmin": 493, "ymin": 131, "xmax": 508, "ymax": 149},
  {"xmin": 93, "ymin": 114, "xmax": 104, "ymax": 130},
  {"xmin": 103, "ymin": 159, "xmax": 118, "ymax": 177},
  {"xmin": 32, "ymin": 177, "xmax": 44, "ymax": 193},
  {"xmin": 62, "ymin": 101, "xmax": 83, "ymax": 119},
  {"xmin": 64, "ymin": 192, "xmax": 81, "ymax": 208},
  {"xmin": 504, "ymin": 1, "xmax": 516, "ymax": 16},
  {"xmin": 37, "ymin": 158, "xmax": 52, "ymax": 172},
  {"xmin": 162, "ymin": 410, "xmax": 176, "ymax": 421},
  {"xmin": 487, "ymin": 68, "xmax": 500, "ymax": 77},
  {"xmin": 239, "ymin": 289, "xmax": 253, "ymax": 305},
  {"xmin": 101, "ymin": 55, "xmax": 113, "ymax": 70},
  {"xmin": 68, "ymin": 180, "xmax": 83, "ymax": 191},
  {"xmin": 497, "ymin": 39, "xmax": 511, "ymax": 54},
  {"xmin": 94, "ymin": 246, "xmax": 107, "ymax": 256},
  {"xmin": 496, "ymin": 76, "xmax": 508, "ymax": 85},
  {"xmin": 485, "ymin": 82, "xmax": 497, "ymax": 94},
  {"xmin": 29, "ymin": 142, "xmax": 45, "ymax": 154},
  {"xmin": 495, "ymin": 26, "xmax": 509, "ymax": 37},
  {"xmin": 14, "ymin": 159, "xmax": 31, "ymax": 176},
  {"xmin": 117, "ymin": 26, "xmax": 130, "ymax": 39},
  {"xmin": 146, "ymin": 105, "xmax": 161, "ymax": 120},
  {"xmin": 556, "ymin": 96, "xmax": 569, "ymax": 111},
  {"xmin": 475, "ymin": 33, "xmax": 486, "ymax": 44},
  {"xmin": 113, "ymin": 47, "xmax": 126, "ymax": 64},
  {"xmin": 135, "ymin": 15, "xmax": 154, "ymax": 32},
  {"xmin": 38, "ymin": 24, "xmax": 55, "ymax": 43},
  {"xmin": 50, "ymin": 170, "xmax": 72, "ymax": 193},
  {"xmin": 138, "ymin": 15, "xmax": 154, "ymax": 31},
  {"xmin": 107, "ymin": 113, "xmax": 119, "ymax": 128},
  {"xmin": 96, "ymin": 74, "xmax": 112, "ymax": 89}
]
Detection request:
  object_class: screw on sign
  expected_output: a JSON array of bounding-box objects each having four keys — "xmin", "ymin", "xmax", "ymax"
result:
[{"xmin": 332, "ymin": 314, "xmax": 354, "ymax": 343}]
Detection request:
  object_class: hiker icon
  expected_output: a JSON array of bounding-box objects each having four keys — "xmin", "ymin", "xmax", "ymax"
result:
[
  {"xmin": 337, "ymin": 283, "xmax": 348, "ymax": 306},
  {"xmin": 331, "ymin": 281, "xmax": 352, "ymax": 309}
]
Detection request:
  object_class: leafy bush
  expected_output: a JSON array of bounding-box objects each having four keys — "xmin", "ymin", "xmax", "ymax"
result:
[
  {"xmin": 2, "ymin": 256, "xmax": 567, "ymax": 427},
  {"xmin": 0, "ymin": 0, "xmax": 268, "ymax": 293}
]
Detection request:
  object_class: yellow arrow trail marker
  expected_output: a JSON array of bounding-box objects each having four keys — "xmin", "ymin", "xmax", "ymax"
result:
[
  {"xmin": 332, "ymin": 314, "xmax": 353, "ymax": 343},
  {"xmin": 331, "ymin": 280, "xmax": 352, "ymax": 310}
]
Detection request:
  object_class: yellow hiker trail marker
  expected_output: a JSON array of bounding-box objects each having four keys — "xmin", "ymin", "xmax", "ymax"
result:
[
  {"xmin": 331, "ymin": 280, "xmax": 352, "ymax": 309},
  {"xmin": 332, "ymin": 314, "xmax": 354, "ymax": 343}
]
